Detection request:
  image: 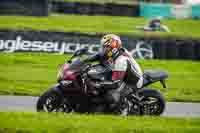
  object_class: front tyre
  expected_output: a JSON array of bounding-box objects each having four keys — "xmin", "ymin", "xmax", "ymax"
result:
[
  {"xmin": 139, "ymin": 88, "xmax": 165, "ymax": 116},
  {"xmin": 36, "ymin": 86, "xmax": 72, "ymax": 112}
]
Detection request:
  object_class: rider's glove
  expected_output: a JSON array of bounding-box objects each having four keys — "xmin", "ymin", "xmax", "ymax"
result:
[{"xmin": 99, "ymin": 80, "xmax": 121, "ymax": 90}]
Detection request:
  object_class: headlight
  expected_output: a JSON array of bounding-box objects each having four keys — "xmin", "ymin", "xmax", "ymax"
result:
[{"xmin": 57, "ymin": 67, "xmax": 63, "ymax": 81}]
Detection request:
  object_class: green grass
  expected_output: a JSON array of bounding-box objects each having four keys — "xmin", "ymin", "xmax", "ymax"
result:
[
  {"xmin": 0, "ymin": 53, "xmax": 200, "ymax": 102},
  {"xmin": 54, "ymin": 0, "xmax": 138, "ymax": 5},
  {"xmin": 0, "ymin": 112, "xmax": 200, "ymax": 133},
  {"xmin": 0, "ymin": 14, "xmax": 200, "ymax": 39}
]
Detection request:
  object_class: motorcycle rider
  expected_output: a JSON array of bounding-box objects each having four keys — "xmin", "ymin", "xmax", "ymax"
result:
[{"xmin": 84, "ymin": 34, "xmax": 143, "ymax": 112}]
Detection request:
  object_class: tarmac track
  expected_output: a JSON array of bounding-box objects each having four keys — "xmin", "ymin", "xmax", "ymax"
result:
[{"xmin": 0, "ymin": 96, "xmax": 200, "ymax": 118}]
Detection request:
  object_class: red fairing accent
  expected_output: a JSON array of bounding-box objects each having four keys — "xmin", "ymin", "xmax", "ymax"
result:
[
  {"xmin": 112, "ymin": 71, "xmax": 126, "ymax": 80},
  {"xmin": 62, "ymin": 64, "xmax": 77, "ymax": 80},
  {"xmin": 62, "ymin": 63, "xmax": 69, "ymax": 70},
  {"xmin": 63, "ymin": 71, "xmax": 77, "ymax": 80}
]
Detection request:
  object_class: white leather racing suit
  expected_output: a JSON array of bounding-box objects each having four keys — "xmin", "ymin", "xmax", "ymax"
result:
[
  {"xmin": 84, "ymin": 48, "xmax": 143, "ymax": 108},
  {"xmin": 110, "ymin": 48, "xmax": 143, "ymax": 88}
]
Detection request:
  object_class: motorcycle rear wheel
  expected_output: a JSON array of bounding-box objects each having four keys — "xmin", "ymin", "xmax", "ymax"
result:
[{"xmin": 139, "ymin": 88, "xmax": 165, "ymax": 116}]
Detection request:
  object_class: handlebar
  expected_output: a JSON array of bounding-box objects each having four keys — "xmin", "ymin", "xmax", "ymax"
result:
[{"xmin": 80, "ymin": 64, "xmax": 91, "ymax": 74}]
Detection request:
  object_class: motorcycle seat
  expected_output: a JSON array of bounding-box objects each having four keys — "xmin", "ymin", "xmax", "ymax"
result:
[{"xmin": 143, "ymin": 70, "xmax": 168, "ymax": 82}]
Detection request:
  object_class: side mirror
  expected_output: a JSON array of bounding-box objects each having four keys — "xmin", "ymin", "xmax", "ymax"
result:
[{"xmin": 76, "ymin": 48, "xmax": 89, "ymax": 56}]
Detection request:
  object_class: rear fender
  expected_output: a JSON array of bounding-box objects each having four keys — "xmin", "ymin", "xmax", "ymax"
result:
[
  {"xmin": 160, "ymin": 80, "xmax": 168, "ymax": 90},
  {"xmin": 142, "ymin": 79, "xmax": 168, "ymax": 91},
  {"xmin": 138, "ymin": 88, "xmax": 162, "ymax": 97}
]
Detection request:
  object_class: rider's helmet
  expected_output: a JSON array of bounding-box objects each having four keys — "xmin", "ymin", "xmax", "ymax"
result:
[{"xmin": 100, "ymin": 34, "xmax": 122, "ymax": 61}]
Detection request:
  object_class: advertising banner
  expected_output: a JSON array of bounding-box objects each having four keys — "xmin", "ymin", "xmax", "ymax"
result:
[
  {"xmin": 0, "ymin": 31, "xmax": 153, "ymax": 59},
  {"xmin": 140, "ymin": 2, "xmax": 199, "ymax": 19},
  {"xmin": 0, "ymin": 30, "xmax": 199, "ymax": 60},
  {"xmin": 140, "ymin": 2, "xmax": 172, "ymax": 18},
  {"xmin": 192, "ymin": 5, "xmax": 200, "ymax": 19},
  {"xmin": 171, "ymin": 4, "xmax": 191, "ymax": 19}
]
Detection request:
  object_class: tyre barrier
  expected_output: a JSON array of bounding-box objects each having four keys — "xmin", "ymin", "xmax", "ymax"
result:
[
  {"xmin": 0, "ymin": 0, "xmax": 49, "ymax": 16},
  {"xmin": 52, "ymin": 1, "xmax": 139, "ymax": 17}
]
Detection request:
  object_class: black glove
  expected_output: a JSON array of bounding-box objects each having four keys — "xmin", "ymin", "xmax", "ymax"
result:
[
  {"xmin": 99, "ymin": 80, "xmax": 121, "ymax": 90},
  {"xmin": 83, "ymin": 53, "xmax": 100, "ymax": 63}
]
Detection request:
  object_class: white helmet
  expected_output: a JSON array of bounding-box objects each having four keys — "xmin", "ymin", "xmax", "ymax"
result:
[{"xmin": 100, "ymin": 34, "xmax": 122, "ymax": 60}]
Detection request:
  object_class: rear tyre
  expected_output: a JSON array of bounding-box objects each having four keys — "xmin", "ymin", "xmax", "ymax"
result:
[{"xmin": 139, "ymin": 88, "xmax": 165, "ymax": 116}]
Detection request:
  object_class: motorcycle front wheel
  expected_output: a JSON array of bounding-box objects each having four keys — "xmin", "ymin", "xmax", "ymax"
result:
[{"xmin": 36, "ymin": 86, "xmax": 72, "ymax": 112}]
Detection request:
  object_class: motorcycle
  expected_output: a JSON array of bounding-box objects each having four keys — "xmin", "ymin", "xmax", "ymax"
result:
[{"xmin": 36, "ymin": 48, "xmax": 168, "ymax": 116}]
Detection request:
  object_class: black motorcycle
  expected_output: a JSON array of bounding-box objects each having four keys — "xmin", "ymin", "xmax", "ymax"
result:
[{"xmin": 37, "ymin": 48, "xmax": 168, "ymax": 115}]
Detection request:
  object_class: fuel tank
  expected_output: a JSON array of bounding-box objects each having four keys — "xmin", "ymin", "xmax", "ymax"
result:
[{"xmin": 87, "ymin": 65, "xmax": 112, "ymax": 81}]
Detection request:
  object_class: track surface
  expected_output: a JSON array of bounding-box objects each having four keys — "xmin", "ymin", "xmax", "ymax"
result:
[{"xmin": 0, "ymin": 96, "xmax": 200, "ymax": 118}]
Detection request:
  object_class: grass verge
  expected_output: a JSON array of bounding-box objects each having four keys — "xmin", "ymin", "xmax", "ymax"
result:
[
  {"xmin": 0, "ymin": 53, "xmax": 200, "ymax": 102},
  {"xmin": 0, "ymin": 112, "xmax": 200, "ymax": 133},
  {"xmin": 0, "ymin": 14, "xmax": 200, "ymax": 39}
]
